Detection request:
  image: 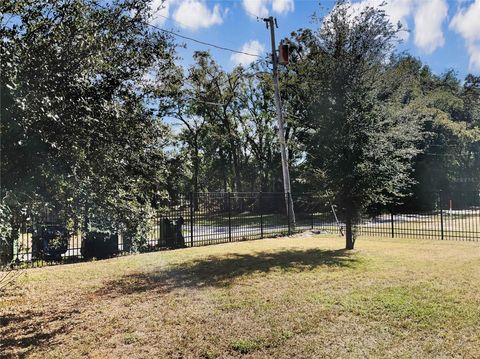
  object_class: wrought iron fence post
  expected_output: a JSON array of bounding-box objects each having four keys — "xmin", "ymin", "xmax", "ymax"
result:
[
  {"xmin": 287, "ymin": 192, "xmax": 291, "ymax": 235},
  {"xmin": 260, "ymin": 192, "xmax": 264, "ymax": 239},
  {"xmin": 228, "ymin": 192, "xmax": 232, "ymax": 242},
  {"xmin": 10, "ymin": 235, "xmax": 14, "ymax": 266},
  {"xmin": 390, "ymin": 210, "xmax": 394, "ymax": 238},
  {"xmin": 190, "ymin": 192, "xmax": 194, "ymax": 247},
  {"xmin": 311, "ymin": 196, "xmax": 314, "ymax": 230},
  {"xmin": 439, "ymin": 191, "xmax": 444, "ymax": 240}
]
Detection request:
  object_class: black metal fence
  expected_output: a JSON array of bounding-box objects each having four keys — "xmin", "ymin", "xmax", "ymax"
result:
[
  {"xmin": 356, "ymin": 191, "xmax": 480, "ymax": 241},
  {"xmin": 3, "ymin": 191, "xmax": 480, "ymax": 268}
]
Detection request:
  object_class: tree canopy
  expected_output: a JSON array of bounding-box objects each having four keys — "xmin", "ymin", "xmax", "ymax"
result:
[
  {"xmin": 1, "ymin": 0, "xmax": 479, "ymax": 252},
  {"xmin": 1, "ymin": 0, "xmax": 178, "ymax": 247}
]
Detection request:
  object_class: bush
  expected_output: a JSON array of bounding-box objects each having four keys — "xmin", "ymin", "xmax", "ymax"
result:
[
  {"xmin": 162, "ymin": 217, "xmax": 185, "ymax": 248},
  {"xmin": 81, "ymin": 231, "xmax": 118, "ymax": 260},
  {"xmin": 0, "ymin": 203, "xmax": 13, "ymax": 266},
  {"xmin": 122, "ymin": 225, "xmax": 149, "ymax": 253},
  {"xmin": 32, "ymin": 224, "xmax": 70, "ymax": 261}
]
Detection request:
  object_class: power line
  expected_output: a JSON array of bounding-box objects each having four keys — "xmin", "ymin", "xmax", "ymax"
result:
[
  {"xmin": 155, "ymin": 13, "xmax": 190, "ymax": 28},
  {"xmin": 164, "ymin": 29, "xmax": 262, "ymax": 58},
  {"xmin": 243, "ymin": 9, "xmax": 264, "ymax": 22},
  {"xmin": 156, "ymin": 13, "xmax": 265, "ymax": 56},
  {"xmin": 89, "ymin": 1, "xmax": 262, "ymax": 59},
  {"xmin": 139, "ymin": 22, "xmax": 263, "ymax": 59}
]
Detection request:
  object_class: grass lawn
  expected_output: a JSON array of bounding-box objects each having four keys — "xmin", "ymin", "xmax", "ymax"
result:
[{"xmin": 1, "ymin": 235, "xmax": 480, "ymax": 358}]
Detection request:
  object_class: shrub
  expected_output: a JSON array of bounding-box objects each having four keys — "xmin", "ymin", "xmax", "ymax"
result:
[
  {"xmin": 162, "ymin": 216, "xmax": 186, "ymax": 248},
  {"xmin": 81, "ymin": 231, "xmax": 118, "ymax": 259},
  {"xmin": 0, "ymin": 203, "xmax": 13, "ymax": 266},
  {"xmin": 31, "ymin": 224, "xmax": 70, "ymax": 261}
]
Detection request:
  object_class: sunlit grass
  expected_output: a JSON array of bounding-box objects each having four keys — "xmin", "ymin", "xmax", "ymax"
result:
[{"xmin": 1, "ymin": 235, "xmax": 480, "ymax": 358}]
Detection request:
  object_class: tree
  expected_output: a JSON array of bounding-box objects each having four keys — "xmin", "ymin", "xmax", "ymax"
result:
[
  {"xmin": 292, "ymin": 2, "xmax": 421, "ymax": 249},
  {"xmin": 173, "ymin": 52, "xmax": 250, "ymax": 193},
  {"xmin": 1, "ymin": 0, "xmax": 177, "ymax": 253},
  {"xmin": 237, "ymin": 64, "xmax": 282, "ymax": 192}
]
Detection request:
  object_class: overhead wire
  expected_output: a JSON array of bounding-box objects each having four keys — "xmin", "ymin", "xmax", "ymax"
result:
[
  {"xmin": 89, "ymin": 0, "xmax": 262, "ymax": 59},
  {"xmin": 126, "ymin": 4, "xmax": 480, "ymax": 159},
  {"xmin": 87, "ymin": 1, "xmax": 284, "ymax": 124},
  {"xmin": 156, "ymin": 13, "xmax": 265, "ymax": 56},
  {"xmin": 86, "ymin": 0, "xmax": 276, "ymax": 107},
  {"xmin": 243, "ymin": 8, "xmax": 265, "ymax": 22}
]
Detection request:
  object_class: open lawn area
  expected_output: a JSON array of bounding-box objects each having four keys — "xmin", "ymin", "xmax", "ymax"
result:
[{"xmin": 1, "ymin": 235, "xmax": 480, "ymax": 358}]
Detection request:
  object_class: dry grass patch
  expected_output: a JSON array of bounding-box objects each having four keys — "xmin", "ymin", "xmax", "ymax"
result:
[{"xmin": 1, "ymin": 235, "xmax": 480, "ymax": 358}]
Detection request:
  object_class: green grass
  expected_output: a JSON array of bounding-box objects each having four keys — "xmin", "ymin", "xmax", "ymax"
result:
[
  {"xmin": 231, "ymin": 339, "xmax": 262, "ymax": 354},
  {"xmin": 1, "ymin": 235, "xmax": 480, "ymax": 358}
]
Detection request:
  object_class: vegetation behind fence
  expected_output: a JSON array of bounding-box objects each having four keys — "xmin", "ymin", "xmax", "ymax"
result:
[{"xmin": 2, "ymin": 191, "xmax": 480, "ymax": 268}]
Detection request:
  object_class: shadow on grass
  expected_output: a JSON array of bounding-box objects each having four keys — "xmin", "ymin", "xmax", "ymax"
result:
[
  {"xmin": 0, "ymin": 308, "xmax": 80, "ymax": 358},
  {"xmin": 0, "ymin": 248, "xmax": 355, "ymax": 356},
  {"xmin": 95, "ymin": 248, "xmax": 356, "ymax": 298}
]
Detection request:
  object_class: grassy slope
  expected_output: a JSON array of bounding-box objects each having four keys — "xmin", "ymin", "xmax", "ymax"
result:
[{"xmin": 1, "ymin": 235, "xmax": 480, "ymax": 358}]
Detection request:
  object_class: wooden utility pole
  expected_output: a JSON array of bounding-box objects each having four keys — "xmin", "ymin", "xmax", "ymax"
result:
[{"xmin": 264, "ymin": 16, "xmax": 296, "ymax": 227}]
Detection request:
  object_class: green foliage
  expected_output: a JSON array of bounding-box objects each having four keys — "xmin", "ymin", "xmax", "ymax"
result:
[
  {"xmin": 171, "ymin": 52, "xmax": 283, "ymax": 194},
  {"xmin": 288, "ymin": 2, "xmax": 421, "ymax": 248},
  {"xmin": 1, "ymin": 0, "xmax": 479, "ymax": 257},
  {"xmin": 1, "ymin": 0, "xmax": 177, "ymax": 247},
  {"xmin": 0, "ymin": 203, "xmax": 13, "ymax": 265},
  {"xmin": 0, "ymin": 203, "xmax": 12, "ymax": 244}
]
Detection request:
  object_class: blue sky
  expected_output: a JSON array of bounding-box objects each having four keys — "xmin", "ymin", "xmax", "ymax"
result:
[{"xmin": 150, "ymin": 0, "xmax": 480, "ymax": 80}]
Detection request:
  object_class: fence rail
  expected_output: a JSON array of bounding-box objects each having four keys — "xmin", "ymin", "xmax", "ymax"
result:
[{"xmin": 3, "ymin": 191, "xmax": 480, "ymax": 268}]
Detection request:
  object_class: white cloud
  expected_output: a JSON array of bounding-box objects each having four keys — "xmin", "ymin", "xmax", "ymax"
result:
[
  {"xmin": 173, "ymin": 0, "xmax": 223, "ymax": 30},
  {"xmin": 348, "ymin": 0, "xmax": 414, "ymax": 41},
  {"xmin": 344, "ymin": 1, "xmax": 450, "ymax": 50},
  {"xmin": 243, "ymin": 0, "xmax": 269, "ymax": 18},
  {"xmin": 148, "ymin": 0, "xmax": 171, "ymax": 26},
  {"xmin": 413, "ymin": 0, "xmax": 448, "ymax": 54},
  {"xmin": 450, "ymin": 0, "xmax": 480, "ymax": 71},
  {"xmin": 242, "ymin": 0, "xmax": 294, "ymax": 19},
  {"xmin": 466, "ymin": 43, "xmax": 480, "ymax": 72},
  {"xmin": 272, "ymin": 0, "xmax": 294, "ymax": 14},
  {"xmin": 231, "ymin": 40, "xmax": 265, "ymax": 66}
]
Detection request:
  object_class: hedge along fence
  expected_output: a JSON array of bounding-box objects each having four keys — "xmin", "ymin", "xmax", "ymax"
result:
[
  {"xmin": 4, "ymin": 214, "xmax": 187, "ymax": 268},
  {"xmin": 2, "ymin": 192, "xmax": 294, "ymax": 268},
  {"xmin": 2, "ymin": 191, "xmax": 480, "ymax": 268}
]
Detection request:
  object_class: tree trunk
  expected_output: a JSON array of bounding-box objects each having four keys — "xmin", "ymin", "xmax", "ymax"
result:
[
  {"xmin": 220, "ymin": 152, "xmax": 228, "ymax": 193},
  {"xmin": 83, "ymin": 204, "xmax": 90, "ymax": 233},
  {"xmin": 232, "ymin": 148, "xmax": 241, "ymax": 193},
  {"xmin": 193, "ymin": 142, "xmax": 199, "ymax": 210},
  {"xmin": 345, "ymin": 212, "xmax": 355, "ymax": 250},
  {"xmin": 193, "ymin": 132, "xmax": 200, "ymax": 211}
]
